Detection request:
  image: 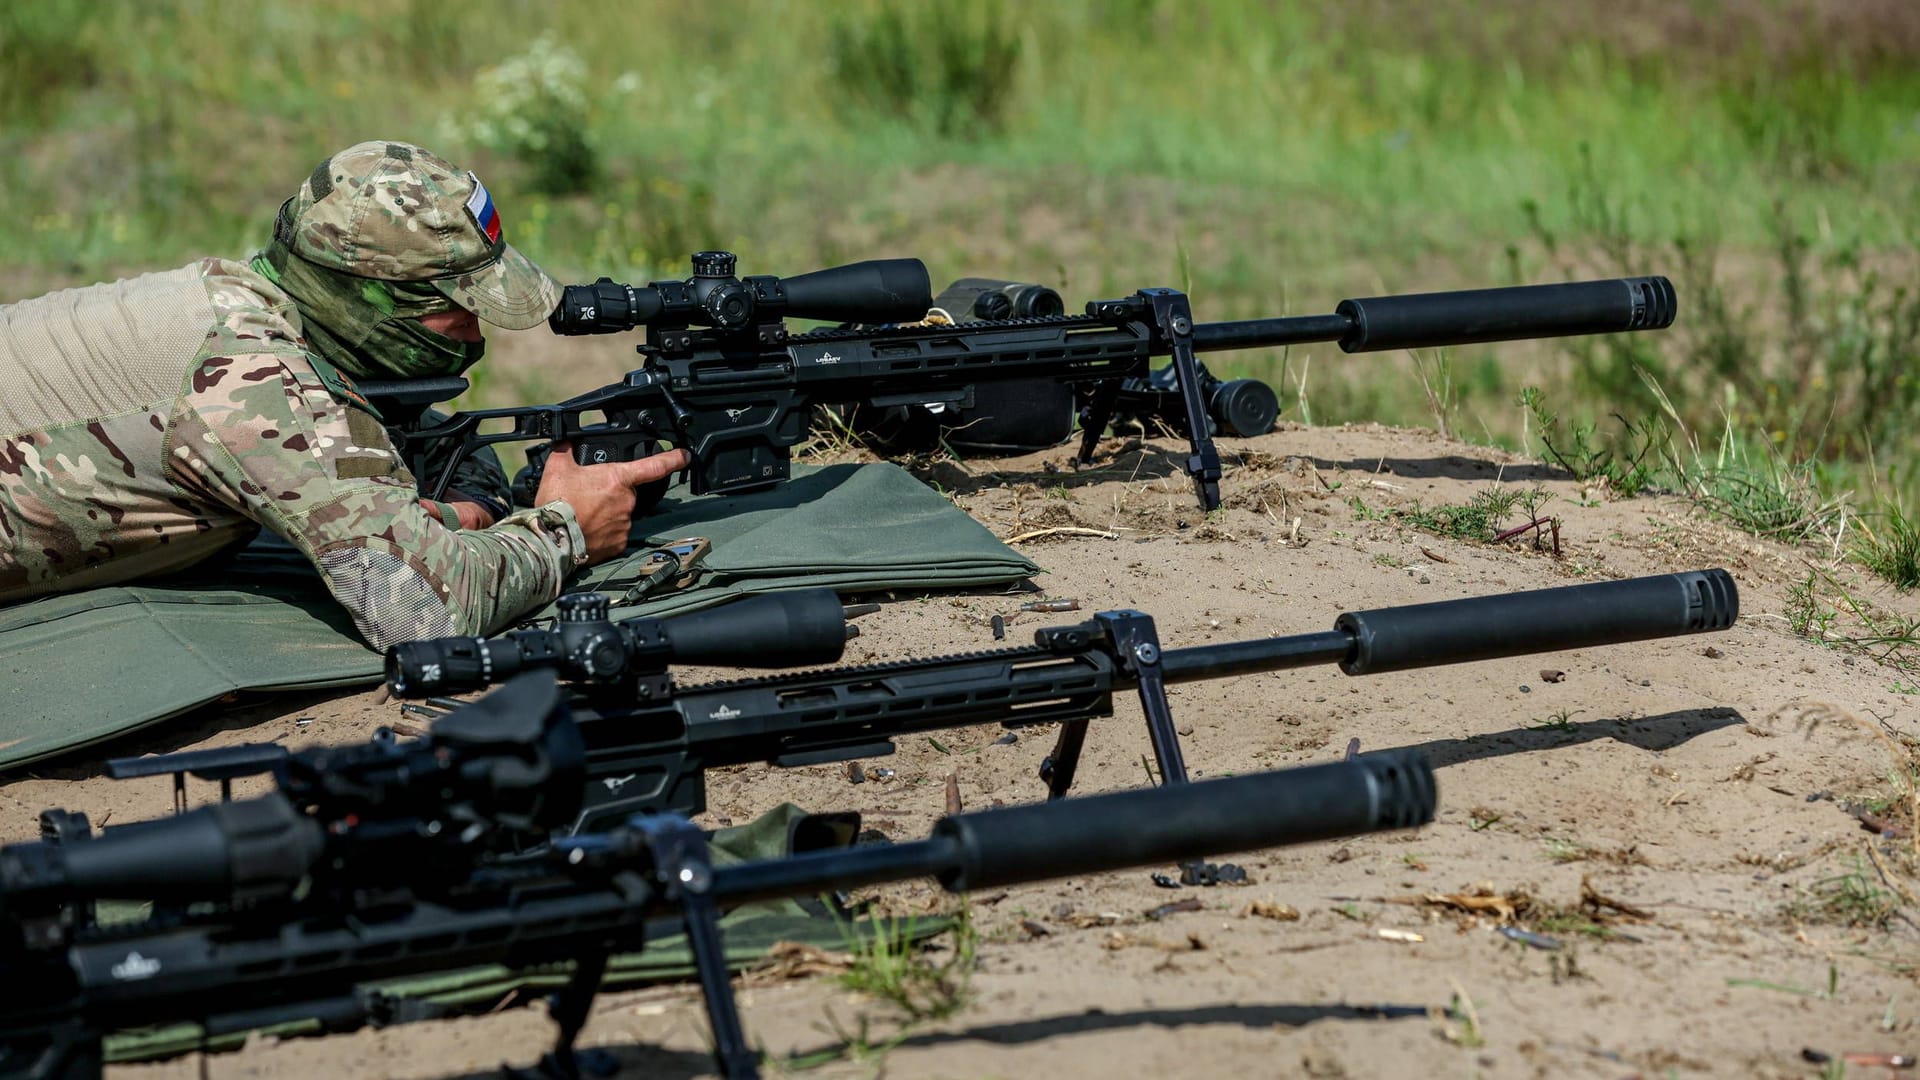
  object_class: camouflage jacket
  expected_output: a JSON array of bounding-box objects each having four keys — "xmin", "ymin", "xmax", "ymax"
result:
[{"xmin": 0, "ymin": 259, "xmax": 586, "ymax": 650}]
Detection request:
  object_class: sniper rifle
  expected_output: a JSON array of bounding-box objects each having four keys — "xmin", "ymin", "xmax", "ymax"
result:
[
  {"xmin": 131, "ymin": 569, "xmax": 1736, "ymax": 864},
  {"xmin": 363, "ymin": 251, "xmax": 1677, "ymax": 512}
]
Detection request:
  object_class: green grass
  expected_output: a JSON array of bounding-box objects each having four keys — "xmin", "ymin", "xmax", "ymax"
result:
[
  {"xmin": 7, "ymin": 2, "xmax": 1916, "ymax": 282},
  {"xmin": 1784, "ymin": 566, "xmax": 1920, "ymax": 670},
  {"xmin": 1785, "ymin": 858, "xmax": 1902, "ymax": 929},
  {"xmin": 1530, "ymin": 710, "xmax": 1581, "ymax": 736},
  {"xmin": 774, "ymin": 907, "xmax": 978, "ymax": 1072},
  {"xmin": 1388, "ymin": 487, "xmax": 1543, "ymax": 544},
  {"xmin": 1436, "ymin": 984, "xmax": 1485, "ymax": 1048},
  {"xmin": 833, "ymin": 909, "xmax": 977, "ymax": 1024},
  {"xmin": 4, "ymin": 0, "xmax": 1920, "ymax": 574},
  {"xmin": 1857, "ymin": 503, "xmax": 1920, "ymax": 591}
]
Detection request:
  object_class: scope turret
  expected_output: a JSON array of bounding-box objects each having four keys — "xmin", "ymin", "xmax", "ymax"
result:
[{"xmin": 550, "ymin": 252, "xmax": 933, "ymax": 335}]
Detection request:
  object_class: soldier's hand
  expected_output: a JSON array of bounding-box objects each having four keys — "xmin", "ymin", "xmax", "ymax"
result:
[
  {"xmin": 535, "ymin": 444, "xmax": 691, "ymax": 563},
  {"xmin": 444, "ymin": 487, "xmax": 506, "ymax": 530},
  {"xmin": 422, "ymin": 499, "xmax": 499, "ymax": 530}
]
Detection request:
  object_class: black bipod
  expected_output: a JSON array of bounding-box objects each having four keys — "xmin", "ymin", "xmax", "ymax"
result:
[
  {"xmin": 1077, "ymin": 289, "xmax": 1224, "ymax": 510},
  {"xmin": 1035, "ymin": 610, "xmax": 1241, "ymax": 887},
  {"xmin": 105, "ymin": 743, "xmax": 291, "ymax": 811},
  {"xmin": 540, "ymin": 818, "xmax": 759, "ymax": 1079},
  {"xmin": 525, "ymin": 952, "xmax": 617, "ymax": 1080},
  {"xmin": 104, "ymin": 725, "xmax": 420, "ymax": 814},
  {"xmin": 634, "ymin": 818, "xmax": 759, "ymax": 1079}
]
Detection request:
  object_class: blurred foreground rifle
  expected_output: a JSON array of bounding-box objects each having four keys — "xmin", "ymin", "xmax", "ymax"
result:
[
  {"xmin": 0, "ymin": 671, "xmax": 1436, "ymax": 1080},
  {"xmin": 364, "ymin": 251, "xmax": 1677, "ymax": 512}
]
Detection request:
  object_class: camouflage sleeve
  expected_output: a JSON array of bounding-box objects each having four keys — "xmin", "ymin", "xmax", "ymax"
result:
[{"xmin": 168, "ymin": 352, "xmax": 587, "ymax": 651}]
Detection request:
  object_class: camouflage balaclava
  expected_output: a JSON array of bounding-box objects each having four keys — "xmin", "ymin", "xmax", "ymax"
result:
[{"xmin": 255, "ymin": 141, "xmax": 561, "ymax": 381}]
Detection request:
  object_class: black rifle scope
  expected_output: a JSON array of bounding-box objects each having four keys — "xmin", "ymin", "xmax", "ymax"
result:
[
  {"xmin": 386, "ymin": 588, "xmax": 849, "ymax": 698},
  {"xmin": 550, "ymin": 251, "xmax": 934, "ymax": 335},
  {"xmin": 0, "ymin": 674, "xmax": 586, "ymax": 909}
]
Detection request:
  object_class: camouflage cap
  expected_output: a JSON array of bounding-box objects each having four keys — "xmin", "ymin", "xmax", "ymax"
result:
[{"xmin": 282, "ymin": 141, "xmax": 560, "ymax": 330}]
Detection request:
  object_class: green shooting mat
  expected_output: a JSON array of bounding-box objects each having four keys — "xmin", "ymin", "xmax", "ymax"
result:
[
  {"xmin": 0, "ymin": 463, "xmax": 1037, "ymax": 771},
  {"xmin": 581, "ymin": 459, "xmax": 1039, "ymax": 617}
]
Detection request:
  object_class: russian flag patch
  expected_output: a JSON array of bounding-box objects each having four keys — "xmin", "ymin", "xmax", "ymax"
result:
[{"xmin": 464, "ymin": 171, "xmax": 502, "ymax": 243}]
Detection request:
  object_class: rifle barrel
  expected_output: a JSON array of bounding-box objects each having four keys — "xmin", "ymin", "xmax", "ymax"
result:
[{"xmin": 1191, "ymin": 276, "xmax": 1676, "ymax": 355}]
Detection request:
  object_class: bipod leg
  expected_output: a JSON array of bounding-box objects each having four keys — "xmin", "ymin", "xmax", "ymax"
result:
[
  {"xmin": 531, "ymin": 952, "xmax": 615, "ymax": 1080},
  {"xmin": 682, "ymin": 890, "xmax": 755, "ymax": 1079},
  {"xmin": 1075, "ymin": 380, "xmax": 1120, "ymax": 469},
  {"xmin": 1097, "ymin": 611, "xmax": 1240, "ymax": 887},
  {"xmin": 1139, "ymin": 289, "xmax": 1222, "ymax": 511},
  {"xmin": 6, "ymin": 1023, "xmax": 102, "ymax": 1080},
  {"xmin": 632, "ymin": 818, "xmax": 759, "ymax": 1080},
  {"xmin": 1039, "ymin": 717, "xmax": 1091, "ymax": 800}
]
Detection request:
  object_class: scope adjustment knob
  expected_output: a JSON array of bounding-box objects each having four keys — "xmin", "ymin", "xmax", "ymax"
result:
[
  {"xmin": 702, "ymin": 280, "xmax": 754, "ymax": 330},
  {"xmin": 556, "ymin": 593, "xmax": 611, "ymax": 624},
  {"xmin": 691, "ymin": 251, "xmax": 737, "ymax": 278},
  {"xmin": 571, "ymin": 632, "xmax": 626, "ymax": 681}
]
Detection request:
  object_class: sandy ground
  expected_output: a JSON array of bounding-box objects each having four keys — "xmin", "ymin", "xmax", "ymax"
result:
[{"xmin": 10, "ymin": 422, "xmax": 1919, "ymax": 1080}]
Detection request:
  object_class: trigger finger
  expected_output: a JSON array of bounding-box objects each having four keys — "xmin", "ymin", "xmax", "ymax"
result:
[{"xmin": 625, "ymin": 449, "xmax": 689, "ymax": 486}]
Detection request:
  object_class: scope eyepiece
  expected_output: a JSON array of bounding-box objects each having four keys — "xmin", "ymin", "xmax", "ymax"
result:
[
  {"xmin": 0, "ymin": 794, "xmax": 325, "ymax": 909},
  {"xmin": 551, "ymin": 278, "xmax": 656, "ymax": 335},
  {"xmin": 386, "ymin": 635, "xmax": 496, "ymax": 697}
]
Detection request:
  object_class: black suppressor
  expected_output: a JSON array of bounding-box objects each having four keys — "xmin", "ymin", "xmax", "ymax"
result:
[
  {"xmin": 1149, "ymin": 569, "xmax": 1738, "ymax": 685},
  {"xmin": 550, "ymin": 251, "xmax": 933, "ymax": 335},
  {"xmin": 707, "ymin": 749, "xmax": 1435, "ymax": 903},
  {"xmin": 387, "ymin": 588, "xmax": 849, "ymax": 698},
  {"xmin": 1335, "ymin": 276, "xmax": 1677, "ymax": 352},
  {"xmin": 1334, "ymin": 566, "xmax": 1736, "ymax": 674},
  {"xmin": 1183, "ymin": 276, "xmax": 1677, "ymax": 356}
]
